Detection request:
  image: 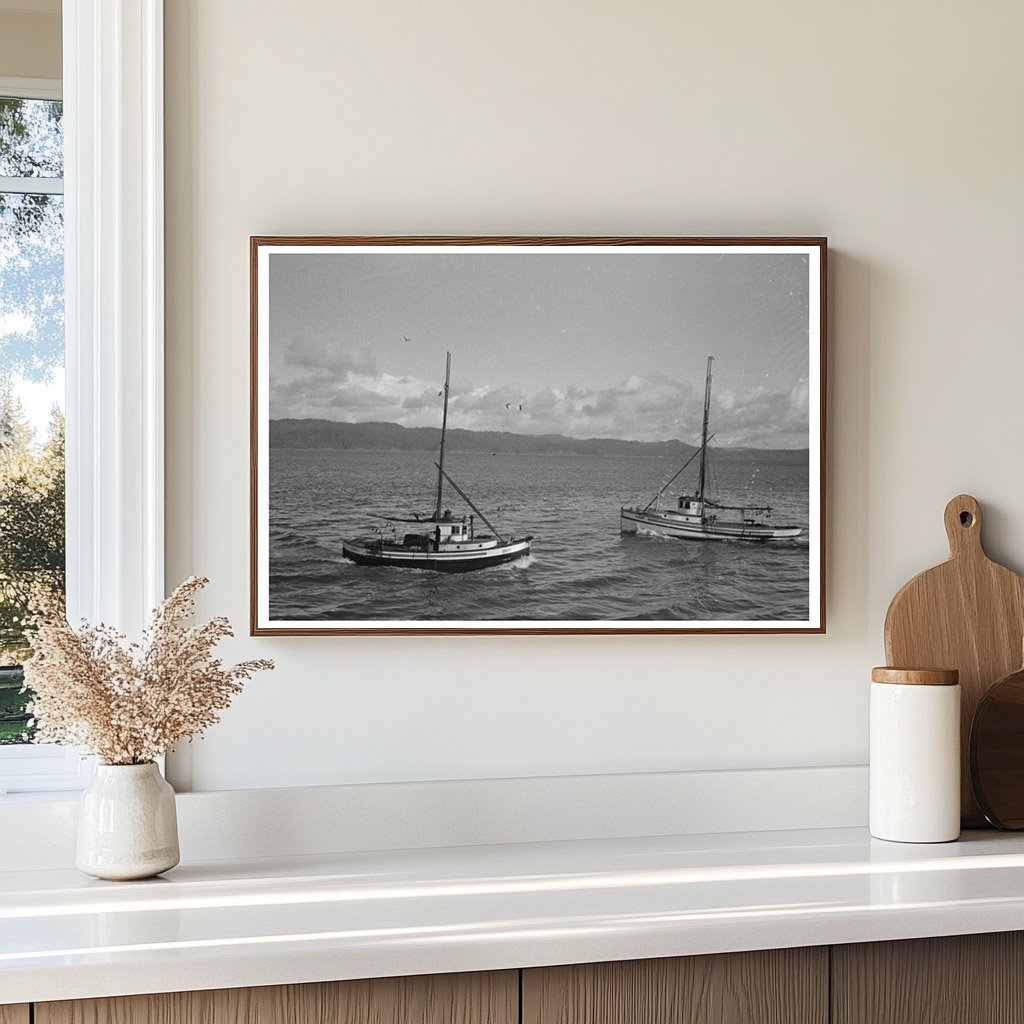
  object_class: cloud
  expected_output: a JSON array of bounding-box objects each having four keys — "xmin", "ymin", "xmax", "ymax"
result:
[
  {"xmin": 269, "ymin": 346, "xmax": 810, "ymax": 448},
  {"xmin": 271, "ymin": 336, "xmax": 377, "ymax": 378}
]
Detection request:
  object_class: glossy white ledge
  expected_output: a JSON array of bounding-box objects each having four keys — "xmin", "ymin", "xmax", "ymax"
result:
[
  {"xmin": 4, "ymin": 827, "xmax": 1024, "ymax": 1003},
  {"xmin": 0, "ymin": 767, "xmax": 869, "ymax": 867}
]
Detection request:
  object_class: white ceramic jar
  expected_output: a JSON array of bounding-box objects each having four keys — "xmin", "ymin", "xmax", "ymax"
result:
[
  {"xmin": 76, "ymin": 762, "xmax": 180, "ymax": 880},
  {"xmin": 870, "ymin": 667, "xmax": 960, "ymax": 843}
]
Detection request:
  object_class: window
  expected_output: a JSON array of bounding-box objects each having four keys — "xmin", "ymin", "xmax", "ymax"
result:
[
  {"xmin": 0, "ymin": 85, "xmax": 64, "ymax": 736},
  {"xmin": 0, "ymin": 5, "xmax": 166, "ymax": 798},
  {"xmin": 0, "ymin": 79, "xmax": 81, "ymax": 796}
]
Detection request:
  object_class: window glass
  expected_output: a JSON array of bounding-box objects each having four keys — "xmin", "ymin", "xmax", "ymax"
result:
[
  {"xmin": 0, "ymin": 97, "xmax": 63, "ymax": 178},
  {"xmin": 0, "ymin": 96, "xmax": 65, "ymax": 745}
]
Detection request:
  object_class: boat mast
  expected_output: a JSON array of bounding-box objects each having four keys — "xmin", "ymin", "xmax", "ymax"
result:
[
  {"xmin": 434, "ymin": 351, "xmax": 452, "ymax": 520},
  {"xmin": 433, "ymin": 462, "xmax": 506, "ymax": 544},
  {"xmin": 696, "ymin": 356, "xmax": 714, "ymax": 502}
]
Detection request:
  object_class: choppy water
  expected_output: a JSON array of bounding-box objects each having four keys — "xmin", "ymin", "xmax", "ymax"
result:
[{"xmin": 268, "ymin": 447, "xmax": 810, "ymax": 623}]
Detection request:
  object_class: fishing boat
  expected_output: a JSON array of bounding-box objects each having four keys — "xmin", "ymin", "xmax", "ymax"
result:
[
  {"xmin": 620, "ymin": 356, "xmax": 802, "ymax": 543},
  {"xmin": 341, "ymin": 352, "xmax": 533, "ymax": 571}
]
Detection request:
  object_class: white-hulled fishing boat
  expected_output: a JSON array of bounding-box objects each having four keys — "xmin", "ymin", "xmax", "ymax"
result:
[
  {"xmin": 341, "ymin": 352, "xmax": 532, "ymax": 572},
  {"xmin": 620, "ymin": 356, "xmax": 802, "ymax": 543}
]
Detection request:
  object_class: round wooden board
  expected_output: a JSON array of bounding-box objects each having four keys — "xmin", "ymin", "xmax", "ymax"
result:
[{"xmin": 971, "ymin": 664, "xmax": 1024, "ymax": 829}]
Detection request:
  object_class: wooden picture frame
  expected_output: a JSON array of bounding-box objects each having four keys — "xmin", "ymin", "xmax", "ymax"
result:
[{"xmin": 251, "ymin": 236, "xmax": 826, "ymax": 635}]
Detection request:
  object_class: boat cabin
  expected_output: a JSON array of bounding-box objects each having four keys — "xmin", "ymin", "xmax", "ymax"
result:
[
  {"xmin": 435, "ymin": 515, "xmax": 473, "ymax": 542},
  {"xmin": 399, "ymin": 514, "xmax": 477, "ymax": 552}
]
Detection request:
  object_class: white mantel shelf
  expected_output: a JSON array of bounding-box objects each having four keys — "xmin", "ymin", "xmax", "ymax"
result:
[{"xmin": 4, "ymin": 826, "xmax": 1024, "ymax": 1004}]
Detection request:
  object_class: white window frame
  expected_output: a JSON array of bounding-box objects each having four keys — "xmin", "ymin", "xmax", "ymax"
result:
[
  {"xmin": 0, "ymin": 77, "xmax": 61, "ymax": 101},
  {"xmin": 0, "ymin": 0, "xmax": 164, "ymax": 799},
  {"xmin": 0, "ymin": 77, "xmax": 64, "ymax": 191}
]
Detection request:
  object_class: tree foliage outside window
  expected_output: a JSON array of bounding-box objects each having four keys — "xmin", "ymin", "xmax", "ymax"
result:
[{"xmin": 0, "ymin": 95, "xmax": 65, "ymax": 744}]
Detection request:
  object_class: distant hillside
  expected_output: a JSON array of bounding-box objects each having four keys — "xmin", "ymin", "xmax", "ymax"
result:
[{"xmin": 269, "ymin": 419, "xmax": 808, "ymax": 461}]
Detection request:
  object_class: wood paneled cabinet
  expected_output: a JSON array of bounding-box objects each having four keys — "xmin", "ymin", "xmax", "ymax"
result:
[
  {"xmin": 831, "ymin": 933, "xmax": 1024, "ymax": 1024},
  {"xmin": 523, "ymin": 934, "xmax": 1024, "ymax": 1024},
  {"xmin": 17, "ymin": 934, "xmax": 1024, "ymax": 1024},
  {"xmin": 35, "ymin": 972, "xmax": 517, "ymax": 1024},
  {"xmin": 522, "ymin": 948, "xmax": 827, "ymax": 1024}
]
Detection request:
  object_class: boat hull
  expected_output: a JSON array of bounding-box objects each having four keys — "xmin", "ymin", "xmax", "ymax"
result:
[
  {"xmin": 342, "ymin": 536, "xmax": 532, "ymax": 572},
  {"xmin": 620, "ymin": 507, "xmax": 800, "ymax": 542}
]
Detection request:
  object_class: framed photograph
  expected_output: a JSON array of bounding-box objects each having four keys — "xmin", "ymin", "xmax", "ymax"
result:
[{"xmin": 251, "ymin": 236, "xmax": 826, "ymax": 635}]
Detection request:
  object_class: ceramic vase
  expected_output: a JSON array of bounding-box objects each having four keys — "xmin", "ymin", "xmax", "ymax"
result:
[{"xmin": 76, "ymin": 762, "xmax": 180, "ymax": 880}]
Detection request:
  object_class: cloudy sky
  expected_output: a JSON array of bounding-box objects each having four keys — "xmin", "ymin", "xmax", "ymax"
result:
[{"xmin": 268, "ymin": 249, "xmax": 812, "ymax": 449}]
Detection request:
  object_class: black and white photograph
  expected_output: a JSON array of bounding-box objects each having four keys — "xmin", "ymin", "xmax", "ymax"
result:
[{"xmin": 251, "ymin": 238, "xmax": 825, "ymax": 634}]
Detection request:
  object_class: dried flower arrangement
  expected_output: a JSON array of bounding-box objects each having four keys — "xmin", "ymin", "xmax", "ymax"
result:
[{"xmin": 23, "ymin": 577, "xmax": 273, "ymax": 765}]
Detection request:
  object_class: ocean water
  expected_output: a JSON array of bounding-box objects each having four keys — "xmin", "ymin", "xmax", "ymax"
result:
[{"xmin": 268, "ymin": 447, "xmax": 810, "ymax": 623}]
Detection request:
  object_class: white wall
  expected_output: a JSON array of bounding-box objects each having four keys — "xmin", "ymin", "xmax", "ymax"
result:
[{"xmin": 164, "ymin": 1, "xmax": 1024, "ymax": 791}]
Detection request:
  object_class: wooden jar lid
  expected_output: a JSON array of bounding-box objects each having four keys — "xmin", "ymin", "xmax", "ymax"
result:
[{"xmin": 871, "ymin": 667, "xmax": 959, "ymax": 686}]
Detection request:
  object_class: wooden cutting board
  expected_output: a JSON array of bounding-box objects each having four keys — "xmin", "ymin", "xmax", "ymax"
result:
[{"xmin": 884, "ymin": 494, "xmax": 1024, "ymax": 827}]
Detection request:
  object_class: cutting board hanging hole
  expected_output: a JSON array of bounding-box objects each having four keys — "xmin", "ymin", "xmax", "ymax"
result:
[{"xmin": 944, "ymin": 494, "xmax": 983, "ymax": 556}]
